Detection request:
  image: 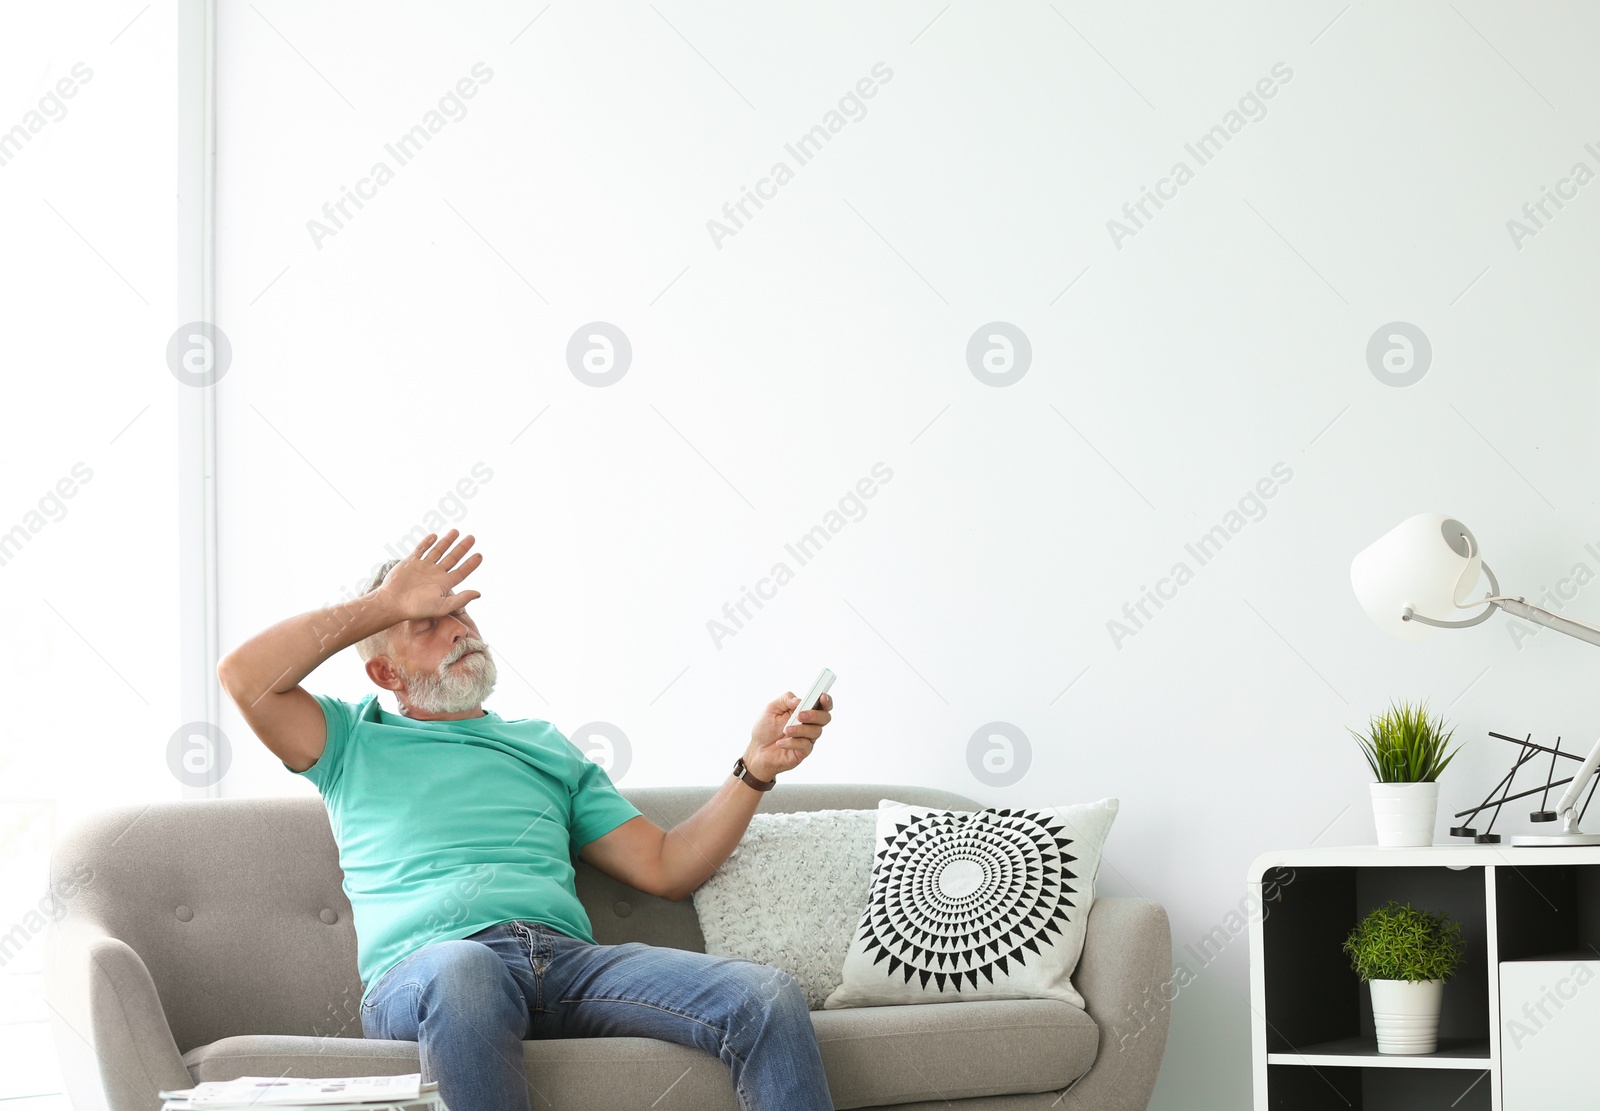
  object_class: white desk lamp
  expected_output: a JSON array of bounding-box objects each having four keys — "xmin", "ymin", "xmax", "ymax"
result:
[{"xmin": 1352, "ymin": 513, "xmax": 1600, "ymax": 846}]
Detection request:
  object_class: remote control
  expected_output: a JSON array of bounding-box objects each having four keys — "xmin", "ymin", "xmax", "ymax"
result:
[{"xmin": 784, "ymin": 668, "xmax": 836, "ymax": 732}]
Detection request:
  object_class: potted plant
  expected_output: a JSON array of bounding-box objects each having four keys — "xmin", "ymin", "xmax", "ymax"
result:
[
  {"xmin": 1343, "ymin": 900, "xmax": 1465, "ymax": 1054},
  {"xmin": 1349, "ymin": 699, "xmax": 1463, "ymax": 848}
]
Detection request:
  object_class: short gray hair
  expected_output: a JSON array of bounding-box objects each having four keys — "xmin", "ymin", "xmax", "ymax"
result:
[{"xmin": 354, "ymin": 558, "xmax": 402, "ymax": 664}]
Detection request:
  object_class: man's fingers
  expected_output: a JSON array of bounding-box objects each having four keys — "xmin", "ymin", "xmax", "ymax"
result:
[
  {"xmin": 791, "ymin": 693, "xmax": 833, "ymax": 724},
  {"xmin": 450, "ymin": 552, "xmax": 484, "ymax": 583},
  {"xmin": 424, "ymin": 528, "xmax": 459, "ymax": 563},
  {"xmin": 439, "ymin": 533, "xmax": 476, "ymax": 572}
]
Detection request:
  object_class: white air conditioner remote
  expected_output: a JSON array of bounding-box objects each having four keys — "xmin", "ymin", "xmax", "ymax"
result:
[{"xmin": 784, "ymin": 668, "xmax": 836, "ymax": 732}]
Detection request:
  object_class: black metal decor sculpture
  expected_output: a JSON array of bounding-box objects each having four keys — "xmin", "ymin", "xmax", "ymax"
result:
[{"xmin": 1451, "ymin": 731, "xmax": 1600, "ymax": 844}]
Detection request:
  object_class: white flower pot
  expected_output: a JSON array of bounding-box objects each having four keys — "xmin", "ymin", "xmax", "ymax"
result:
[
  {"xmin": 1370, "ymin": 978, "xmax": 1444, "ymax": 1054},
  {"xmin": 1370, "ymin": 782, "xmax": 1439, "ymax": 848}
]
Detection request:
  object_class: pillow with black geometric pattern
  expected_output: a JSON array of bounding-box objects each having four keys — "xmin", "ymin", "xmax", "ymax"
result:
[{"xmin": 821, "ymin": 797, "xmax": 1118, "ymax": 1011}]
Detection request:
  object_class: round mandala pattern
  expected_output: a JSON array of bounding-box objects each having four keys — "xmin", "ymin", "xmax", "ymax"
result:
[{"xmin": 857, "ymin": 807, "xmax": 1078, "ymax": 994}]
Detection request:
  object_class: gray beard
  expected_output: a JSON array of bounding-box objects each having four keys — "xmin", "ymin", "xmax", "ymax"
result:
[{"xmin": 402, "ymin": 639, "xmax": 498, "ymax": 715}]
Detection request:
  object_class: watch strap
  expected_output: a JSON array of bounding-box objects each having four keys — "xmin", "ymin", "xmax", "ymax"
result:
[{"xmin": 732, "ymin": 755, "xmax": 775, "ymax": 792}]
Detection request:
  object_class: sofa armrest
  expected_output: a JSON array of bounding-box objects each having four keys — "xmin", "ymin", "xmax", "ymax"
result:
[
  {"xmin": 44, "ymin": 919, "xmax": 192, "ymax": 1111},
  {"xmin": 1061, "ymin": 896, "xmax": 1172, "ymax": 1111}
]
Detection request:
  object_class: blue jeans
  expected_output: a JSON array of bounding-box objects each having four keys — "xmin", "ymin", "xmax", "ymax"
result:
[{"xmin": 359, "ymin": 920, "xmax": 834, "ymax": 1111}]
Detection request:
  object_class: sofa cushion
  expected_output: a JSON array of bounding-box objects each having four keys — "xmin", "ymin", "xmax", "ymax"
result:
[
  {"xmin": 813, "ymin": 996, "xmax": 1098, "ymax": 1105},
  {"xmin": 692, "ymin": 808, "xmax": 878, "ymax": 1009},
  {"xmin": 181, "ymin": 997, "xmax": 1097, "ymax": 1110},
  {"xmin": 826, "ymin": 798, "xmax": 1118, "ymax": 1013}
]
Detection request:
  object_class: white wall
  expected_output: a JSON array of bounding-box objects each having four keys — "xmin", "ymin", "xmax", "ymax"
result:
[{"xmin": 210, "ymin": 3, "xmax": 1600, "ymax": 1107}]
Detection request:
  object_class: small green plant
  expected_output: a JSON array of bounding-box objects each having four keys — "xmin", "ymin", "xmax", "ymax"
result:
[
  {"xmin": 1349, "ymin": 699, "xmax": 1463, "ymax": 783},
  {"xmin": 1343, "ymin": 901, "xmax": 1465, "ymax": 983}
]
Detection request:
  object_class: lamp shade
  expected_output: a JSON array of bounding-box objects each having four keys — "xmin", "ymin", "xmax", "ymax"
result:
[{"xmin": 1350, "ymin": 514, "xmax": 1484, "ymax": 641}]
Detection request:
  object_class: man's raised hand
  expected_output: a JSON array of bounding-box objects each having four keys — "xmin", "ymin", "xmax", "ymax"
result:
[{"xmin": 377, "ymin": 529, "xmax": 484, "ymax": 621}]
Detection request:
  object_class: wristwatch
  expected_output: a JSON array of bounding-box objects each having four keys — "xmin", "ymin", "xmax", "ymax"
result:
[{"xmin": 731, "ymin": 755, "xmax": 775, "ymax": 792}]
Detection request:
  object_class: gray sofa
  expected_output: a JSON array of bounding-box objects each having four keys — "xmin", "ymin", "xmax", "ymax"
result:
[{"xmin": 44, "ymin": 783, "xmax": 1170, "ymax": 1111}]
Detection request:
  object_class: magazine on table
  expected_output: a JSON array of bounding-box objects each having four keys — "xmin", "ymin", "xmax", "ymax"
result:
[{"xmin": 158, "ymin": 1074, "xmax": 442, "ymax": 1109}]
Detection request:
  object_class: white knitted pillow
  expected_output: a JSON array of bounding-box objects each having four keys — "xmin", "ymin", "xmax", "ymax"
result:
[{"xmin": 691, "ymin": 808, "xmax": 877, "ymax": 1009}]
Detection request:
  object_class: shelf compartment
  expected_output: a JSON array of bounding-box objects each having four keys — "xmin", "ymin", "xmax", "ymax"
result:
[
  {"xmin": 1266, "ymin": 1063, "xmax": 1490, "ymax": 1110},
  {"xmin": 1261, "ymin": 864, "xmax": 1490, "ymax": 1053},
  {"xmin": 1496, "ymin": 863, "xmax": 1600, "ymax": 961}
]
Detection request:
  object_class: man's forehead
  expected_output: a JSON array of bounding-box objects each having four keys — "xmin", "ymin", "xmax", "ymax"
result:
[{"xmin": 403, "ymin": 610, "xmax": 477, "ymax": 629}]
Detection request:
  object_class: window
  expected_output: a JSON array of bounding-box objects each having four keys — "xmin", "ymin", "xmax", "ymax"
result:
[{"xmin": 0, "ymin": 3, "xmax": 179, "ymax": 1104}]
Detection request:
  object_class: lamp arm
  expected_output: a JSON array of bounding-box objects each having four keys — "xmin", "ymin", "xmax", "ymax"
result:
[
  {"xmin": 1490, "ymin": 596, "xmax": 1600, "ymax": 650},
  {"xmin": 1402, "ymin": 559, "xmax": 1503, "ymax": 630},
  {"xmin": 1402, "ymin": 560, "xmax": 1600, "ymax": 646},
  {"xmin": 1553, "ymin": 743, "xmax": 1600, "ymax": 829}
]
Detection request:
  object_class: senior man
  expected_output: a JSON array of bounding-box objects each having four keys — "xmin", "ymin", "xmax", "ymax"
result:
[{"xmin": 217, "ymin": 529, "xmax": 835, "ymax": 1111}]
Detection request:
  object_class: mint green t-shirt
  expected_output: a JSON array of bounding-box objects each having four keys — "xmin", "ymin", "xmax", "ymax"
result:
[{"xmin": 291, "ymin": 692, "xmax": 642, "ymax": 1007}]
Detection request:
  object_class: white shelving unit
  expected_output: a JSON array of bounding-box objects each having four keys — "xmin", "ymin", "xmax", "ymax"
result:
[{"xmin": 1248, "ymin": 844, "xmax": 1600, "ymax": 1110}]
